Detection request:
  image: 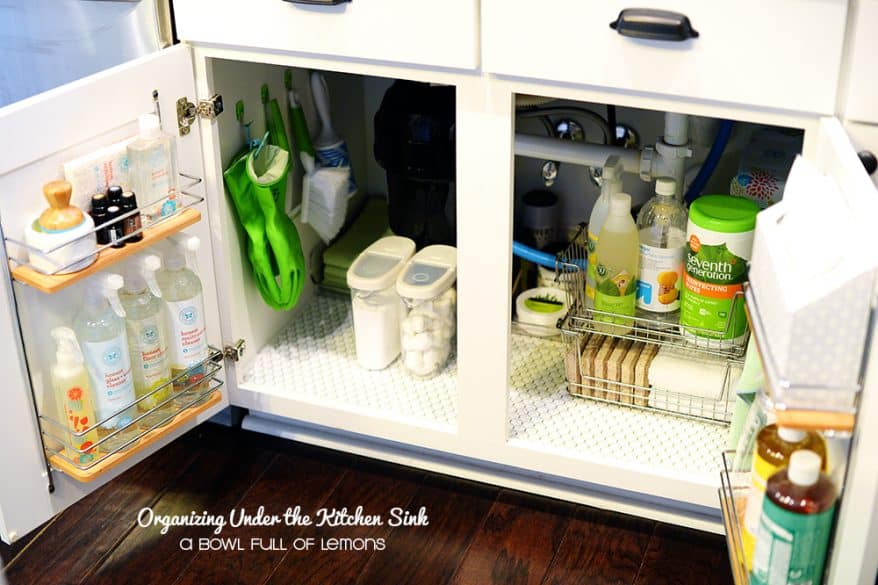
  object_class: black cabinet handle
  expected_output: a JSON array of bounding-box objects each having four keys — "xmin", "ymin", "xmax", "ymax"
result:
[
  {"xmin": 859, "ymin": 151, "xmax": 877, "ymax": 176},
  {"xmin": 283, "ymin": 0, "xmax": 350, "ymax": 4},
  {"xmin": 610, "ymin": 9, "xmax": 699, "ymax": 42}
]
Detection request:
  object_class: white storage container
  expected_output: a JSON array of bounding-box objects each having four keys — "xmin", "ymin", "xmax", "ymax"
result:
[
  {"xmin": 396, "ymin": 245, "xmax": 457, "ymax": 378},
  {"xmin": 346, "ymin": 236, "xmax": 415, "ymax": 370}
]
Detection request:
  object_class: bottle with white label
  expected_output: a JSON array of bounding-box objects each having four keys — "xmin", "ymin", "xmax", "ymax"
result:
[
  {"xmin": 586, "ymin": 156, "xmax": 623, "ymax": 308},
  {"xmin": 157, "ymin": 236, "xmax": 209, "ymax": 407},
  {"xmin": 636, "ymin": 177, "xmax": 687, "ymax": 325},
  {"xmin": 127, "ymin": 113, "xmax": 179, "ymax": 226},
  {"xmin": 120, "ymin": 255, "xmax": 172, "ymax": 430},
  {"xmin": 50, "ymin": 327, "xmax": 100, "ymax": 464},
  {"xmin": 73, "ymin": 274, "xmax": 138, "ymax": 453}
]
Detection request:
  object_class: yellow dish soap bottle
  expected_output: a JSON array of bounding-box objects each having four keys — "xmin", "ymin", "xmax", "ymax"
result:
[
  {"xmin": 50, "ymin": 327, "xmax": 100, "ymax": 465},
  {"xmin": 594, "ymin": 192, "xmax": 639, "ymax": 334}
]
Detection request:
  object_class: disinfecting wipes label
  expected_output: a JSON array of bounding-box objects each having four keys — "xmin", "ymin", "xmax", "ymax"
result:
[
  {"xmin": 637, "ymin": 244, "xmax": 683, "ymax": 313},
  {"xmin": 81, "ymin": 337, "xmax": 135, "ymax": 428},
  {"xmin": 165, "ymin": 297, "xmax": 208, "ymax": 369}
]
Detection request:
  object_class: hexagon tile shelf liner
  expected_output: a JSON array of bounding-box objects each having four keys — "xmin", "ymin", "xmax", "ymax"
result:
[
  {"xmin": 241, "ymin": 292, "xmax": 458, "ymax": 432},
  {"xmin": 508, "ymin": 334, "xmax": 728, "ymax": 479}
]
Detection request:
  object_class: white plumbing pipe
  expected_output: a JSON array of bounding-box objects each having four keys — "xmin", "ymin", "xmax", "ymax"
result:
[
  {"xmin": 514, "ymin": 133, "xmax": 641, "ymax": 174},
  {"xmin": 664, "ymin": 112, "xmax": 689, "ymax": 146},
  {"xmin": 659, "ymin": 112, "xmax": 692, "ymax": 198}
]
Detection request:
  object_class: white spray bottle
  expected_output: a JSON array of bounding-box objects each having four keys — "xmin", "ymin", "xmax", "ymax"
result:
[
  {"xmin": 73, "ymin": 274, "xmax": 138, "ymax": 452},
  {"xmin": 157, "ymin": 236, "xmax": 209, "ymax": 405},
  {"xmin": 51, "ymin": 326, "xmax": 100, "ymax": 464},
  {"xmin": 121, "ymin": 255, "xmax": 173, "ymax": 429},
  {"xmin": 586, "ymin": 156, "xmax": 623, "ymax": 308}
]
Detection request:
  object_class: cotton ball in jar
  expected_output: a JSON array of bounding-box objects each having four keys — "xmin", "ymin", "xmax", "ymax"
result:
[
  {"xmin": 405, "ymin": 332, "xmax": 432, "ymax": 352},
  {"xmin": 408, "ymin": 314, "xmax": 427, "ymax": 333},
  {"xmin": 405, "ymin": 350, "xmax": 424, "ymax": 372}
]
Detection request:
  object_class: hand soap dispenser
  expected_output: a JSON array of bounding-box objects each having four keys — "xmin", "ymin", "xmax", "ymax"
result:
[{"xmin": 50, "ymin": 326, "xmax": 100, "ymax": 464}]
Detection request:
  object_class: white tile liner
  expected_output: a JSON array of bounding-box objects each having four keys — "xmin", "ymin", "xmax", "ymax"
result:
[
  {"xmin": 240, "ymin": 292, "xmax": 458, "ymax": 433},
  {"xmin": 241, "ymin": 292, "xmax": 726, "ymax": 484},
  {"xmin": 508, "ymin": 334, "xmax": 727, "ymax": 484}
]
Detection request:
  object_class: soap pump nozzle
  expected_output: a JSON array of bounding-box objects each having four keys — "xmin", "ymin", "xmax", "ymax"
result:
[
  {"xmin": 103, "ymin": 273, "xmax": 126, "ymax": 318},
  {"xmin": 601, "ymin": 155, "xmax": 623, "ymax": 197},
  {"xmin": 51, "ymin": 326, "xmax": 83, "ymax": 368},
  {"xmin": 164, "ymin": 235, "xmax": 201, "ymax": 273},
  {"xmin": 140, "ymin": 254, "xmax": 163, "ymax": 298}
]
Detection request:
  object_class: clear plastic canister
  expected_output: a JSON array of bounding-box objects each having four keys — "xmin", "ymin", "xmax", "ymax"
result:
[
  {"xmin": 347, "ymin": 236, "xmax": 416, "ymax": 370},
  {"xmin": 396, "ymin": 245, "xmax": 458, "ymax": 378}
]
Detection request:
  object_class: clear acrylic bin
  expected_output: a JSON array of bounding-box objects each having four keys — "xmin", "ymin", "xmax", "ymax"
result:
[
  {"xmin": 347, "ymin": 236, "xmax": 415, "ymax": 370},
  {"xmin": 396, "ymin": 245, "xmax": 457, "ymax": 378}
]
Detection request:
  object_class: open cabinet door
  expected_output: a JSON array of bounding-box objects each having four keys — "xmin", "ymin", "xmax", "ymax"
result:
[
  {"xmin": 812, "ymin": 118, "xmax": 878, "ymax": 585},
  {"xmin": 0, "ymin": 45, "xmax": 230, "ymax": 545}
]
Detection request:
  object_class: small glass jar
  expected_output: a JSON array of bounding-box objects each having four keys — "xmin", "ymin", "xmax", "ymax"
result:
[
  {"xmin": 396, "ymin": 245, "xmax": 458, "ymax": 378},
  {"xmin": 347, "ymin": 236, "xmax": 416, "ymax": 370}
]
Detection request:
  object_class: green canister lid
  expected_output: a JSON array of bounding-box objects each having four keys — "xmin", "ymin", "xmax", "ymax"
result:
[{"xmin": 689, "ymin": 195, "xmax": 760, "ymax": 233}]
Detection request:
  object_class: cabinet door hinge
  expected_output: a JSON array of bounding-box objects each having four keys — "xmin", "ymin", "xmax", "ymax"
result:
[
  {"xmin": 221, "ymin": 339, "xmax": 246, "ymax": 362},
  {"xmin": 176, "ymin": 94, "xmax": 224, "ymax": 136}
]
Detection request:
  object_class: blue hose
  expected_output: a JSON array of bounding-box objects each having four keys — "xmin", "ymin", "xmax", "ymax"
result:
[
  {"xmin": 685, "ymin": 119, "xmax": 734, "ymax": 204},
  {"xmin": 512, "ymin": 241, "xmax": 558, "ymax": 269}
]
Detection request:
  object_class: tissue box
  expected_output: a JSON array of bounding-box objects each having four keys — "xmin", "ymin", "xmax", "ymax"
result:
[
  {"xmin": 729, "ymin": 128, "xmax": 802, "ymax": 208},
  {"xmin": 749, "ymin": 158, "xmax": 876, "ymax": 403},
  {"xmin": 63, "ymin": 138, "xmax": 133, "ymax": 210}
]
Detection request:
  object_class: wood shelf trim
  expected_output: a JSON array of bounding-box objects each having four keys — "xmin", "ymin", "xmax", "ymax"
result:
[
  {"xmin": 48, "ymin": 390, "xmax": 222, "ymax": 482},
  {"xmin": 11, "ymin": 208, "xmax": 201, "ymax": 294}
]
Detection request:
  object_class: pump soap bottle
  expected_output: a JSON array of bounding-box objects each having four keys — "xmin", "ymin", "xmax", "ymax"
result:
[
  {"xmin": 157, "ymin": 236, "xmax": 209, "ymax": 406},
  {"xmin": 586, "ymin": 156, "xmax": 623, "ymax": 308},
  {"xmin": 73, "ymin": 274, "xmax": 138, "ymax": 452},
  {"xmin": 121, "ymin": 255, "xmax": 173, "ymax": 429},
  {"xmin": 51, "ymin": 327, "xmax": 100, "ymax": 464},
  {"xmin": 593, "ymin": 192, "xmax": 639, "ymax": 335}
]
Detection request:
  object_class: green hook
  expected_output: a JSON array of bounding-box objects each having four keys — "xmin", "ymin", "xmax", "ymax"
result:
[
  {"xmin": 284, "ymin": 70, "xmax": 293, "ymax": 91},
  {"xmin": 261, "ymin": 84, "xmax": 269, "ymax": 105},
  {"xmin": 235, "ymin": 100, "xmax": 245, "ymax": 122}
]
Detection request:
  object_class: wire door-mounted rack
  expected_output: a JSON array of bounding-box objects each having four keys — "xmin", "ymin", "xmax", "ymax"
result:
[
  {"xmin": 545, "ymin": 224, "xmax": 747, "ymax": 424},
  {"xmin": 5, "ymin": 173, "xmax": 204, "ymax": 294},
  {"xmin": 39, "ymin": 346, "xmax": 223, "ymax": 482},
  {"xmin": 719, "ymin": 450, "xmax": 750, "ymax": 585}
]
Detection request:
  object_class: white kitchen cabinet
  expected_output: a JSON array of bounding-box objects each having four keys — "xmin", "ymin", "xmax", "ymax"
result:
[
  {"xmin": 172, "ymin": 0, "xmax": 480, "ymax": 71},
  {"xmin": 838, "ymin": 0, "xmax": 878, "ymax": 124},
  {"xmin": 482, "ymin": 0, "xmax": 848, "ymax": 115},
  {"xmin": 0, "ymin": 15, "xmax": 876, "ymax": 585}
]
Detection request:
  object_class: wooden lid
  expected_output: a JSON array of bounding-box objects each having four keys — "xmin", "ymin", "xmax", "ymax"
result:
[{"xmin": 39, "ymin": 180, "xmax": 83, "ymax": 232}]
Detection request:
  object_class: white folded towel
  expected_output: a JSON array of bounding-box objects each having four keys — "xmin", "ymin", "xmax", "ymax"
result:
[{"xmin": 647, "ymin": 346, "xmax": 743, "ymax": 415}]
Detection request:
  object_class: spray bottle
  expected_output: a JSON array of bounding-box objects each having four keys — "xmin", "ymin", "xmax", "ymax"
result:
[
  {"xmin": 51, "ymin": 327, "xmax": 100, "ymax": 464},
  {"xmin": 157, "ymin": 236, "xmax": 209, "ymax": 406},
  {"xmin": 586, "ymin": 156, "xmax": 623, "ymax": 308},
  {"xmin": 73, "ymin": 274, "xmax": 138, "ymax": 452},
  {"xmin": 120, "ymin": 255, "xmax": 172, "ymax": 429}
]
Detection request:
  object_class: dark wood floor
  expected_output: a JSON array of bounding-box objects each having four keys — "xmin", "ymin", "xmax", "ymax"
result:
[{"xmin": 0, "ymin": 423, "xmax": 734, "ymax": 585}]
